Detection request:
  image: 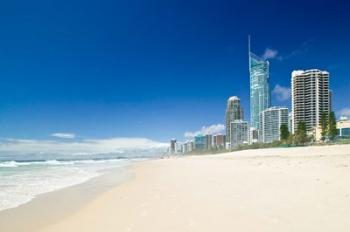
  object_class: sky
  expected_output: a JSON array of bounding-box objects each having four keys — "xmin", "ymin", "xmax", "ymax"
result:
[{"xmin": 0, "ymin": 0, "xmax": 350, "ymax": 144}]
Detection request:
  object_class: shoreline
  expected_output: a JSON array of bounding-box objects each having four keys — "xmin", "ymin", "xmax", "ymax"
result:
[
  {"xmin": 0, "ymin": 164, "xmax": 134, "ymax": 232},
  {"xmin": 2, "ymin": 144, "xmax": 350, "ymax": 231}
]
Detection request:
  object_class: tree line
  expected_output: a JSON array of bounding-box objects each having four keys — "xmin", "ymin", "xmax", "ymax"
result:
[{"xmin": 280, "ymin": 111, "xmax": 337, "ymax": 145}]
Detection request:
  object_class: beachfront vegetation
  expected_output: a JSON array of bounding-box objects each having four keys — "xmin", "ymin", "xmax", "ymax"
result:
[
  {"xmin": 294, "ymin": 121, "xmax": 309, "ymax": 145},
  {"xmin": 321, "ymin": 111, "xmax": 337, "ymax": 142},
  {"xmin": 321, "ymin": 112, "xmax": 328, "ymax": 142},
  {"xmin": 328, "ymin": 111, "xmax": 337, "ymax": 141},
  {"xmin": 280, "ymin": 124, "xmax": 290, "ymax": 142}
]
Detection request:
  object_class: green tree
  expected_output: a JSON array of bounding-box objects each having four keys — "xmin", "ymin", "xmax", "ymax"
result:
[
  {"xmin": 287, "ymin": 134, "xmax": 294, "ymax": 145},
  {"xmin": 327, "ymin": 111, "xmax": 337, "ymax": 141},
  {"xmin": 294, "ymin": 121, "xmax": 308, "ymax": 145},
  {"xmin": 320, "ymin": 112, "xmax": 328, "ymax": 141},
  {"xmin": 280, "ymin": 124, "xmax": 290, "ymax": 142}
]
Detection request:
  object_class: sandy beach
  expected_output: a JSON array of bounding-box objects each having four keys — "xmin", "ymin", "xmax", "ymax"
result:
[{"xmin": 2, "ymin": 144, "xmax": 350, "ymax": 231}]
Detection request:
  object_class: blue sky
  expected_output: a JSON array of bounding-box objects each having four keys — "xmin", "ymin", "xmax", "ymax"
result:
[{"xmin": 0, "ymin": 0, "xmax": 349, "ymax": 142}]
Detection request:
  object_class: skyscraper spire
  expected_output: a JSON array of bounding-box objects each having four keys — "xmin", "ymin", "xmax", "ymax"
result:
[
  {"xmin": 248, "ymin": 35, "xmax": 251, "ymax": 72},
  {"xmin": 248, "ymin": 35, "xmax": 251, "ymax": 54}
]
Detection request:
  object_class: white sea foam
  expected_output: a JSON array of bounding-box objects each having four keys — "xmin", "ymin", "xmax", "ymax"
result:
[
  {"xmin": 0, "ymin": 161, "xmax": 20, "ymax": 168},
  {"xmin": 0, "ymin": 158, "xmax": 132, "ymax": 211},
  {"xmin": 0, "ymin": 138, "xmax": 166, "ymax": 212}
]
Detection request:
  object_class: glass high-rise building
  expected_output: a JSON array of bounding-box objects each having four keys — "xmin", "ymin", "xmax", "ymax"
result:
[{"xmin": 249, "ymin": 38, "xmax": 271, "ymax": 130}]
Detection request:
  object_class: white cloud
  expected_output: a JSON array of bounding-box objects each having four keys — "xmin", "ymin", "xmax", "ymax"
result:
[
  {"xmin": 184, "ymin": 124, "xmax": 225, "ymax": 139},
  {"xmin": 337, "ymin": 108, "xmax": 350, "ymax": 118},
  {"xmin": 0, "ymin": 137, "xmax": 168, "ymax": 156},
  {"xmin": 262, "ymin": 48, "xmax": 279, "ymax": 59},
  {"xmin": 272, "ymin": 84, "xmax": 291, "ymax": 102},
  {"xmin": 51, "ymin": 133, "xmax": 76, "ymax": 139}
]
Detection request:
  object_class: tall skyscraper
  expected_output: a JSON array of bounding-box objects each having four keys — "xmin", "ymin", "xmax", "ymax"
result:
[
  {"xmin": 230, "ymin": 120, "xmax": 249, "ymax": 149},
  {"xmin": 249, "ymin": 37, "xmax": 271, "ymax": 130},
  {"xmin": 291, "ymin": 69, "xmax": 331, "ymax": 134},
  {"xmin": 260, "ymin": 107, "xmax": 289, "ymax": 143},
  {"xmin": 225, "ymin": 96, "xmax": 244, "ymax": 144}
]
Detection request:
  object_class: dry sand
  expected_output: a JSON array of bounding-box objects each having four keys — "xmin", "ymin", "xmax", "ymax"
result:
[{"xmin": 3, "ymin": 145, "xmax": 350, "ymax": 231}]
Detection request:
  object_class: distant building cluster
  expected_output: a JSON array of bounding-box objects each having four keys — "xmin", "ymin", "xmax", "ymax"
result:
[
  {"xmin": 169, "ymin": 37, "xmax": 350, "ymax": 154},
  {"xmin": 169, "ymin": 135, "xmax": 226, "ymax": 154}
]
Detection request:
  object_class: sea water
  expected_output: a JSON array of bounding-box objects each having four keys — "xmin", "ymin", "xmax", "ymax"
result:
[{"xmin": 0, "ymin": 151, "xmax": 161, "ymax": 211}]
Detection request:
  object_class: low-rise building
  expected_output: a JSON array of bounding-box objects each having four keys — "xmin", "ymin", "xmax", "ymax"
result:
[
  {"xmin": 213, "ymin": 134, "xmax": 226, "ymax": 150},
  {"xmin": 206, "ymin": 134, "xmax": 213, "ymax": 151},
  {"xmin": 337, "ymin": 117, "xmax": 350, "ymax": 138},
  {"xmin": 194, "ymin": 135, "xmax": 207, "ymax": 151},
  {"xmin": 249, "ymin": 127, "xmax": 258, "ymax": 144}
]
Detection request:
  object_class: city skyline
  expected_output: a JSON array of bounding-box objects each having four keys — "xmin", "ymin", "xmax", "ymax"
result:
[{"xmin": 0, "ymin": 0, "xmax": 350, "ymax": 143}]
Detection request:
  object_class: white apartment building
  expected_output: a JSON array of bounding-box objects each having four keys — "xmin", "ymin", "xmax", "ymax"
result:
[
  {"xmin": 230, "ymin": 120, "xmax": 248, "ymax": 149},
  {"xmin": 260, "ymin": 107, "xmax": 289, "ymax": 143},
  {"xmin": 291, "ymin": 69, "xmax": 331, "ymax": 134}
]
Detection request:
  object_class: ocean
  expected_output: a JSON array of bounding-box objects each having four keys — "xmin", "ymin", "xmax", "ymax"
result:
[{"xmin": 0, "ymin": 149, "xmax": 165, "ymax": 212}]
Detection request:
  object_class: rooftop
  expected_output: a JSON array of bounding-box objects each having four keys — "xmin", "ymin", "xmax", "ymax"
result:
[
  {"xmin": 228, "ymin": 96, "xmax": 240, "ymax": 101},
  {"xmin": 292, "ymin": 69, "xmax": 329, "ymax": 77}
]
